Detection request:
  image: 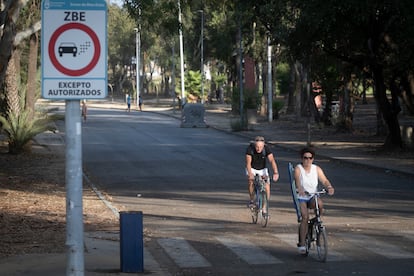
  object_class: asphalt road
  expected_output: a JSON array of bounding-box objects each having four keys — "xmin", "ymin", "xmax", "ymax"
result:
[{"xmin": 82, "ymin": 108, "xmax": 414, "ymax": 275}]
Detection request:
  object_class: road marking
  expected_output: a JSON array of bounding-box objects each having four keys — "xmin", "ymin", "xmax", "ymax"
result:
[
  {"xmin": 157, "ymin": 237, "xmax": 211, "ymax": 268},
  {"xmin": 216, "ymin": 235, "xmax": 283, "ymax": 264},
  {"xmin": 399, "ymin": 230, "xmax": 414, "ymax": 242},
  {"xmin": 339, "ymin": 233, "xmax": 414, "ymax": 259},
  {"xmin": 144, "ymin": 248, "xmax": 171, "ymax": 276},
  {"xmin": 273, "ymin": 233, "xmax": 351, "ymax": 262}
]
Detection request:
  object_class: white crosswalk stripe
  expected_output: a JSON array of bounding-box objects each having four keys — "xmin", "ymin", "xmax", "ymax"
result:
[
  {"xmin": 157, "ymin": 237, "xmax": 211, "ymax": 268},
  {"xmin": 338, "ymin": 233, "xmax": 414, "ymax": 259},
  {"xmin": 273, "ymin": 233, "xmax": 351, "ymax": 261},
  {"xmin": 151, "ymin": 231, "xmax": 414, "ymax": 269},
  {"xmin": 399, "ymin": 230, "xmax": 414, "ymax": 242},
  {"xmin": 216, "ymin": 235, "xmax": 283, "ymax": 265}
]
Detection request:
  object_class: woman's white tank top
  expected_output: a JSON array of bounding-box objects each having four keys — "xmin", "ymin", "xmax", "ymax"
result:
[{"xmin": 297, "ymin": 164, "xmax": 318, "ymax": 193}]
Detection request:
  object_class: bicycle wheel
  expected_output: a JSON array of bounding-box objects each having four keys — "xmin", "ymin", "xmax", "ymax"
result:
[
  {"xmin": 260, "ymin": 192, "xmax": 269, "ymax": 227},
  {"xmin": 251, "ymin": 192, "xmax": 259, "ymax": 224},
  {"xmin": 251, "ymin": 205, "xmax": 258, "ymax": 224},
  {"xmin": 316, "ymin": 224, "xmax": 328, "ymax": 262},
  {"xmin": 304, "ymin": 223, "xmax": 313, "ymax": 256}
]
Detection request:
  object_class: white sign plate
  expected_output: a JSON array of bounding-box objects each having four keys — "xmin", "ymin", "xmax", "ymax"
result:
[{"xmin": 41, "ymin": 0, "xmax": 107, "ymax": 99}]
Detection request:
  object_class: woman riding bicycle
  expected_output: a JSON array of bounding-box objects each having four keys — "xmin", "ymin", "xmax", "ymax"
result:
[
  {"xmin": 294, "ymin": 147, "xmax": 335, "ymax": 254},
  {"xmin": 245, "ymin": 136, "xmax": 280, "ymax": 214}
]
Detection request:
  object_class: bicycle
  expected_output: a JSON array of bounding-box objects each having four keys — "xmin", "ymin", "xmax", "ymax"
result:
[
  {"xmin": 249, "ymin": 174, "xmax": 269, "ymax": 227},
  {"xmin": 302, "ymin": 189, "xmax": 328, "ymax": 262}
]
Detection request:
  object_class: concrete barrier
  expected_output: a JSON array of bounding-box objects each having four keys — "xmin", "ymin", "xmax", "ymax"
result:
[{"xmin": 181, "ymin": 103, "xmax": 207, "ymax": 128}]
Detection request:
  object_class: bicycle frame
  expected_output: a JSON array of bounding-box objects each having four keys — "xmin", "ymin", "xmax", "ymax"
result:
[
  {"xmin": 250, "ymin": 174, "xmax": 269, "ymax": 227},
  {"xmin": 310, "ymin": 190, "xmax": 324, "ymax": 224}
]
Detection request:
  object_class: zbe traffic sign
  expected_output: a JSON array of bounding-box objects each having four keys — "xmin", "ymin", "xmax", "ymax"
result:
[{"xmin": 41, "ymin": 0, "xmax": 107, "ymax": 99}]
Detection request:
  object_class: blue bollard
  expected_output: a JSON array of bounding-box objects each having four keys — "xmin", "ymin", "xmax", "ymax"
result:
[{"xmin": 120, "ymin": 211, "xmax": 144, "ymax": 273}]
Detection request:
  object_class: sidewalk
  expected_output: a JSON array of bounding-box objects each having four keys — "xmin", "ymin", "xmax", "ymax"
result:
[{"xmin": 2, "ymin": 97, "xmax": 411, "ymax": 275}]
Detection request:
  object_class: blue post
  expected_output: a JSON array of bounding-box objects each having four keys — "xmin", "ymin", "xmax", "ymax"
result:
[{"xmin": 120, "ymin": 211, "xmax": 144, "ymax": 273}]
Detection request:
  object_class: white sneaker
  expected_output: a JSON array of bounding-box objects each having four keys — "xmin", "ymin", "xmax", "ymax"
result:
[{"xmin": 298, "ymin": 246, "xmax": 306, "ymax": 254}]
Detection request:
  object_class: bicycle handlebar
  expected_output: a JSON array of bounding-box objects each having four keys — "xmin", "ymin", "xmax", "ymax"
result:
[
  {"xmin": 254, "ymin": 174, "xmax": 269, "ymax": 183},
  {"xmin": 304, "ymin": 189, "xmax": 327, "ymax": 196},
  {"xmin": 254, "ymin": 173, "xmax": 268, "ymax": 179}
]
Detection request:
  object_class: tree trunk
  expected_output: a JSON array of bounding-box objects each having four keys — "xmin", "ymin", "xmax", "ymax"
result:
[
  {"xmin": 141, "ymin": 52, "xmax": 146, "ymax": 94},
  {"xmin": 400, "ymin": 73, "xmax": 414, "ymax": 115},
  {"xmin": 286, "ymin": 61, "xmax": 296, "ymax": 114},
  {"xmin": 300, "ymin": 66, "xmax": 309, "ymax": 117},
  {"xmin": 344, "ymin": 77, "xmax": 354, "ymax": 131},
  {"xmin": 25, "ymin": 32, "xmax": 38, "ymax": 119},
  {"xmin": 322, "ymin": 89, "xmax": 333, "ymax": 126},
  {"xmin": 372, "ymin": 65, "xmax": 403, "ymax": 148},
  {"xmin": 0, "ymin": 14, "xmax": 15, "ymax": 90},
  {"xmin": 5, "ymin": 51, "xmax": 20, "ymax": 115},
  {"xmin": 362, "ymin": 76, "xmax": 368, "ymax": 104},
  {"xmin": 294, "ymin": 61, "xmax": 302, "ymax": 119},
  {"xmin": 0, "ymin": 0, "xmax": 24, "ymax": 91},
  {"xmin": 260, "ymin": 62, "xmax": 267, "ymax": 116}
]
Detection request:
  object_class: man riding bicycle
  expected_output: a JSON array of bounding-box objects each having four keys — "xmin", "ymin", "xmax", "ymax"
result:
[{"xmin": 245, "ymin": 136, "xmax": 280, "ymax": 213}]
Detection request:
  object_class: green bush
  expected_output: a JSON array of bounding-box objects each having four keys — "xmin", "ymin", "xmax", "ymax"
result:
[
  {"xmin": 272, "ymin": 100, "xmax": 284, "ymax": 119},
  {"xmin": 273, "ymin": 100, "xmax": 284, "ymax": 112},
  {"xmin": 0, "ymin": 109, "xmax": 57, "ymax": 154},
  {"xmin": 230, "ymin": 117, "xmax": 248, "ymax": 131},
  {"xmin": 185, "ymin": 70, "xmax": 202, "ymax": 101},
  {"xmin": 231, "ymin": 87, "xmax": 259, "ymax": 113},
  {"xmin": 276, "ymin": 63, "xmax": 290, "ymax": 95}
]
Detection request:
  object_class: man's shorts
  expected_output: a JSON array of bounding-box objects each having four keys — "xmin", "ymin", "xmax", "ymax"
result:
[{"xmin": 246, "ymin": 168, "xmax": 270, "ymax": 184}]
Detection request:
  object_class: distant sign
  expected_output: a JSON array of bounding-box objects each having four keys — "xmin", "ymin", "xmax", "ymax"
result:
[{"xmin": 41, "ymin": 0, "xmax": 107, "ymax": 99}]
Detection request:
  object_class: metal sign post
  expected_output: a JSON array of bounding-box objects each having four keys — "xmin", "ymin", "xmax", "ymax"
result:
[
  {"xmin": 65, "ymin": 100, "xmax": 84, "ymax": 275},
  {"xmin": 41, "ymin": 0, "xmax": 107, "ymax": 274}
]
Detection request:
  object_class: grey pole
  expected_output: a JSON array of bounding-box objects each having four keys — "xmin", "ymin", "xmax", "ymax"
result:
[
  {"xmin": 135, "ymin": 9, "xmax": 141, "ymax": 109},
  {"xmin": 178, "ymin": 0, "xmax": 185, "ymax": 106},
  {"xmin": 65, "ymin": 100, "xmax": 84, "ymax": 275},
  {"xmin": 307, "ymin": 82, "xmax": 311, "ymax": 146},
  {"xmin": 238, "ymin": 18, "xmax": 244, "ymax": 128},
  {"xmin": 171, "ymin": 45, "xmax": 176, "ymax": 112},
  {"xmin": 267, "ymin": 35, "xmax": 273, "ymax": 122},
  {"xmin": 200, "ymin": 9, "xmax": 204, "ymax": 104},
  {"xmin": 135, "ymin": 28, "xmax": 139, "ymax": 107}
]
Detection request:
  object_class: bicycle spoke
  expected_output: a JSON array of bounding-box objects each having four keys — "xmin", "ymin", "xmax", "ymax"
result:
[
  {"xmin": 251, "ymin": 207, "xmax": 258, "ymax": 224},
  {"xmin": 260, "ymin": 192, "xmax": 269, "ymax": 227},
  {"xmin": 304, "ymin": 223, "xmax": 313, "ymax": 256},
  {"xmin": 316, "ymin": 225, "xmax": 328, "ymax": 262}
]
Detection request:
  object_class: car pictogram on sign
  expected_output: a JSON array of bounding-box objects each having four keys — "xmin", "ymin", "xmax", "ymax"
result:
[{"xmin": 59, "ymin": 42, "xmax": 77, "ymax": 57}]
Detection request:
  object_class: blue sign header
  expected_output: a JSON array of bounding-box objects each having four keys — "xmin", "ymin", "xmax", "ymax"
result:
[{"xmin": 43, "ymin": 0, "xmax": 107, "ymax": 11}]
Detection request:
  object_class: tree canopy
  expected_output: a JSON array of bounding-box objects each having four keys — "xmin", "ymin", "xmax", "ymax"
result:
[{"xmin": 1, "ymin": 0, "xmax": 413, "ymax": 149}]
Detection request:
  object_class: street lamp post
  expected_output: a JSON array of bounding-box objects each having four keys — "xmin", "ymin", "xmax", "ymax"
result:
[
  {"xmin": 134, "ymin": 27, "xmax": 140, "ymax": 108},
  {"xmin": 134, "ymin": 7, "xmax": 141, "ymax": 109},
  {"xmin": 178, "ymin": 0, "xmax": 185, "ymax": 107},
  {"xmin": 197, "ymin": 10, "xmax": 204, "ymax": 104},
  {"xmin": 267, "ymin": 34, "xmax": 273, "ymax": 122}
]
